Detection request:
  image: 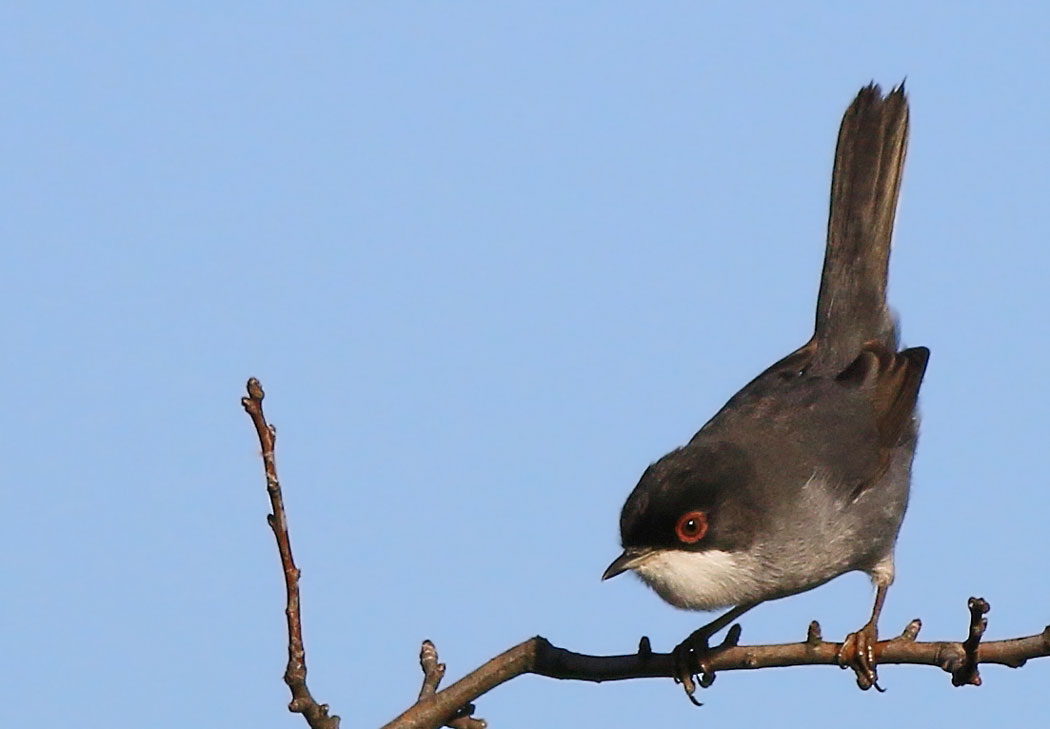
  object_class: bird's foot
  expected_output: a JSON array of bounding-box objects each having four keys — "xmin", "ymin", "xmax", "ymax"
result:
[
  {"xmin": 838, "ymin": 620, "xmax": 884, "ymax": 691},
  {"xmin": 671, "ymin": 623, "xmax": 742, "ymax": 705}
]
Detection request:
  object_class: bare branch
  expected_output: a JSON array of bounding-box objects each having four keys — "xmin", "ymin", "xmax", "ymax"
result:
[
  {"xmin": 242, "ymin": 378, "xmax": 340, "ymax": 729},
  {"xmin": 382, "ymin": 607, "xmax": 1050, "ymax": 729}
]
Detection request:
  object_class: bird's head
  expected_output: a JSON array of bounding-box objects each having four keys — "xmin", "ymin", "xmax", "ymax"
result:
[{"xmin": 602, "ymin": 441, "xmax": 766, "ymax": 610}]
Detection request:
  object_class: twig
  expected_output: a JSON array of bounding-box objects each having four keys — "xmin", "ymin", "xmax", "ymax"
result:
[
  {"xmin": 951, "ymin": 597, "xmax": 990, "ymax": 686},
  {"xmin": 418, "ymin": 642, "xmax": 445, "ymax": 699},
  {"xmin": 416, "ymin": 641, "xmax": 486, "ymax": 729},
  {"xmin": 242, "ymin": 378, "xmax": 340, "ymax": 729},
  {"xmin": 382, "ymin": 601, "xmax": 1050, "ymax": 729}
]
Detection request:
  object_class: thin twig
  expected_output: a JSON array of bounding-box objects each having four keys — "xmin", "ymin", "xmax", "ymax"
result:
[
  {"xmin": 416, "ymin": 641, "xmax": 486, "ymax": 729},
  {"xmin": 951, "ymin": 597, "xmax": 991, "ymax": 686},
  {"xmin": 242, "ymin": 378, "xmax": 340, "ymax": 729},
  {"xmin": 418, "ymin": 641, "xmax": 445, "ymax": 699}
]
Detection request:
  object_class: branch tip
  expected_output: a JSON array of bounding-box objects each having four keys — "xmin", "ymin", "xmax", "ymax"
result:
[
  {"xmin": 243, "ymin": 379, "xmax": 339, "ymax": 729},
  {"xmin": 899, "ymin": 619, "xmax": 922, "ymax": 642},
  {"xmin": 419, "ymin": 640, "xmax": 447, "ymax": 698},
  {"xmin": 952, "ymin": 596, "xmax": 991, "ymax": 687},
  {"xmin": 806, "ymin": 620, "xmax": 823, "ymax": 645},
  {"xmin": 246, "ymin": 376, "xmax": 265, "ymax": 401}
]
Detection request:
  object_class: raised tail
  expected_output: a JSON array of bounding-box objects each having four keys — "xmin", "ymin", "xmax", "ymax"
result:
[{"xmin": 811, "ymin": 83, "xmax": 909, "ymax": 374}]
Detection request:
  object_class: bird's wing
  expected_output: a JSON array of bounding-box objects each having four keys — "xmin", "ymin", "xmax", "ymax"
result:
[{"xmin": 836, "ymin": 342, "xmax": 930, "ymax": 454}]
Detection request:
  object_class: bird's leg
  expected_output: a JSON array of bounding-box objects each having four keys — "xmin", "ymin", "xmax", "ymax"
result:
[
  {"xmin": 838, "ymin": 583, "xmax": 888, "ymax": 691},
  {"xmin": 672, "ymin": 603, "xmax": 755, "ymax": 704}
]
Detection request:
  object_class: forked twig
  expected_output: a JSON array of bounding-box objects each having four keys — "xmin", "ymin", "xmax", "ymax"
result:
[{"xmin": 242, "ymin": 378, "xmax": 340, "ymax": 729}]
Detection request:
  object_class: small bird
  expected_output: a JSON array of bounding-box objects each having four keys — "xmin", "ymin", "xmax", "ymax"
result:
[{"xmin": 602, "ymin": 83, "xmax": 928, "ymax": 697}]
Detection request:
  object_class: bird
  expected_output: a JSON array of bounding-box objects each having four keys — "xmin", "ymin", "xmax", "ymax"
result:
[{"xmin": 602, "ymin": 83, "xmax": 929, "ymax": 698}]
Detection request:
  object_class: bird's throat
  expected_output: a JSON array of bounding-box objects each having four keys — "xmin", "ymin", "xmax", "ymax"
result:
[{"xmin": 631, "ymin": 548, "xmax": 766, "ymax": 611}]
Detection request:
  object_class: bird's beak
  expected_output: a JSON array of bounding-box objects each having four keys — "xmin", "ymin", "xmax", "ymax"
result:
[{"xmin": 601, "ymin": 548, "xmax": 652, "ymax": 581}]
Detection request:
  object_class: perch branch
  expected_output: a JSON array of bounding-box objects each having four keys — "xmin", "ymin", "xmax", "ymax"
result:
[
  {"xmin": 382, "ymin": 611, "xmax": 1050, "ymax": 729},
  {"xmin": 242, "ymin": 378, "xmax": 340, "ymax": 729}
]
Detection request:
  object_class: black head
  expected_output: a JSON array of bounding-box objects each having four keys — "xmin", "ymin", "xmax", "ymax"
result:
[{"xmin": 617, "ymin": 441, "xmax": 762, "ymax": 555}]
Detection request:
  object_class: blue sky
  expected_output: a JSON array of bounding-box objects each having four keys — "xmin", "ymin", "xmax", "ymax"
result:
[{"xmin": 4, "ymin": 3, "xmax": 1049, "ymax": 728}]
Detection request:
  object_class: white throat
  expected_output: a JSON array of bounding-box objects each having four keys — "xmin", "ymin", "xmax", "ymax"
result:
[{"xmin": 631, "ymin": 549, "xmax": 765, "ymax": 611}]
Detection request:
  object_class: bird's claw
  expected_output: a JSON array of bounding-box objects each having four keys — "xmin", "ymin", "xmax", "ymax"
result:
[
  {"xmin": 672, "ymin": 623, "xmax": 741, "ymax": 705},
  {"xmin": 838, "ymin": 622, "xmax": 884, "ymax": 691}
]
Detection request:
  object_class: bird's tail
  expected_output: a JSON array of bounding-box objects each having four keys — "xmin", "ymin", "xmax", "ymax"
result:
[{"xmin": 811, "ymin": 83, "xmax": 909, "ymax": 374}]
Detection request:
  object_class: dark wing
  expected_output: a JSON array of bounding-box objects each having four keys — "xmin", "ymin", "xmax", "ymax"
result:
[
  {"xmin": 693, "ymin": 339, "xmax": 928, "ymax": 501},
  {"xmin": 835, "ymin": 341, "xmax": 930, "ymax": 496}
]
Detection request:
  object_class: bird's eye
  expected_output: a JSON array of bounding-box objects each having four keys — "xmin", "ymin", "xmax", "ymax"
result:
[{"xmin": 675, "ymin": 510, "xmax": 708, "ymax": 544}]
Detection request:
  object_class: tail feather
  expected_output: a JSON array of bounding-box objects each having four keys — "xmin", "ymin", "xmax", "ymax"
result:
[{"xmin": 812, "ymin": 83, "xmax": 909, "ymax": 373}]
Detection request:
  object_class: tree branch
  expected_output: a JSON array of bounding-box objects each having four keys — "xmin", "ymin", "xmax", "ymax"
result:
[
  {"xmin": 242, "ymin": 378, "xmax": 340, "ymax": 729},
  {"xmin": 383, "ymin": 615, "xmax": 1050, "ymax": 729},
  {"xmin": 242, "ymin": 379, "xmax": 1050, "ymax": 729}
]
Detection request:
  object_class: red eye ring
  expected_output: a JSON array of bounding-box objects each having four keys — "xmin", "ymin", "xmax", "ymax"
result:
[{"xmin": 675, "ymin": 510, "xmax": 708, "ymax": 544}]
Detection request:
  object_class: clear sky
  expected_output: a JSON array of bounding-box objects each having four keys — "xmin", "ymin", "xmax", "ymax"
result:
[{"xmin": 4, "ymin": 3, "xmax": 1049, "ymax": 728}]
